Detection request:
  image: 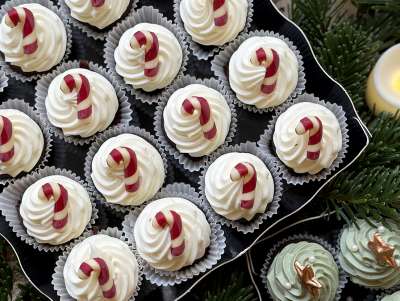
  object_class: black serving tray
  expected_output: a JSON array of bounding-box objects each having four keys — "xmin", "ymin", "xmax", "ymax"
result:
[{"xmin": 0, "ymin": 0, "xmax": 369, "ymax": 300}]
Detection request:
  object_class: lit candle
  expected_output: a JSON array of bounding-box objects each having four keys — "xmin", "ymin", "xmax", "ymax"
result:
[{"xmin": 366, "ymin": 44, "xmax": 400, "ymax": 115}]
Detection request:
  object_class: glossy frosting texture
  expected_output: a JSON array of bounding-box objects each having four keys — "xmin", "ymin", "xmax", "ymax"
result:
[
  {"xmin": 0, "ymin": 3, "xmax": 67, "ymax": 72},
  {"xmin": 64, "ymin": 234, "xmax": 139, "ymax": 301},
  {"xmin": 163, "ymin": 84, "xmax": 231, "ymax": 157},
  {"xmin": 91, "ymin": 133, "xmax": 165, "ymax": 206},
  {"xmin": 19, "ymin": 175, "xmax": 92, "ymax": 245},
  {"xmin": 229, "ymin": 36, "xmax": 298, "ymax": 109},
  {"xmin": 205, "ymin": 152, "xmax": 274, "ymax": 221},
  {"xmin": 273, "ymin": 102, "xmax": 342, "ymax": 174},
  {"xmin": 267, "ymin": 241, "xmax": 339, "ymax": 301},
  {"xmin": 134, "ymin": 197, "xmax": 211, "ymax": 271}
]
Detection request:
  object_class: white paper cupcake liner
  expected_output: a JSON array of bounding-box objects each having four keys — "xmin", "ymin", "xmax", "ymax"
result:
[
  {"xmin": 260, "ymin": 233, "xmax": 348, "ymax": 301},
  {"xmin": 0, "ymin": 98, "xmax": 53, "ymax": 186},
  {"xmin": 0, "ymin": 70, "xmax": 8, "ymax": 92},
  {"xmin": 0, "ymin": 166, "xmax": 99, "ymax": 252},
  {"xmin": 58, "ymin": 0, "xmax": 139, "ymax": 41},
  {"xmin": 34, "ymin": 60, "xmax": 134, "ymax": 146},
  {"xmin": 0, "ymin": 0, "xmax": 72, "ymax": 82},
  {"xmin": 154, "ymin": 75, "xmax": 238, "ymax": 172},
  {"xmin": 211, "ymin": 29, "xmax": 306, "ymax": 114},
  {"xmin": 173, "ymin": 0, "xmax": 254, "ymax": 60},
  {"xmin": 198, "ymin": 142, "xmax": 283, "ymax": 234},
  {"xmin": 122, "ymin": 183, "xmax": 226, "ymax": 286},
  {"xmin": 104, "ymin": 6, "xmax": 189, "ymax": 105},
  {"xmin": 52, "ymin": 227, "xmax": 144, "ymax": 301},
  {"xmin": 84, "ymin": 125, "xmax": 174, "ymax": 214},
  {"xmin": 258, "ymin": 93, "xmax": 349, "ymax": 185}
]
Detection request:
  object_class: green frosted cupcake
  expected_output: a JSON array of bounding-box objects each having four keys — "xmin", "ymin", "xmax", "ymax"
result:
[
  {"xmin": 339, "ymin": 219, "xmax": 400, "ymax": 289},
  {"xmin": 381, "ymin": 291, "xmax": 400, "ymax": 301}
]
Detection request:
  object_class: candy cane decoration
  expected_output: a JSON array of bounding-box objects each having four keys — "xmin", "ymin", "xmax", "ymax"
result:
[
  {"xmin": 106, "ymin": 147, "xmax": 140, "ymax": 193},
  {"xmin": 295, "ymin": 116, "xmax": 323, "ymax": 160},
  {"xmin": 38, "ymin": 183, "xmax": 68, "ymax": 231},
  {"xmin": 213, "ymin": 0, "xmax": 228, "ymax": 26},
  {"xmin": 5, "ymin": 7, "xmax": 38, "ymax": 55},
  {"xmin": 182, "ymin": 96, "xmax": 217, "ymax": 140},
  {"xmin": 91, "ymin": 0, "xmax": 105, "ymax": 7},
  {"xmin": 251, "ymin": 48, "xmax": 280, "ymax": 95},
  {"xmin": 230, "ymin": 162, "xmax": 257, "ymax": 209},
  {"xmin": 154, "ymin": 210, "xmax": 185, "ymax": 257},
  {"xmin": 60, "ymin": 73, "xmax": 92, "ymax": 121},
  {"xmin": 78, "ymin": 258, "xmax": 116, "ymax": 299},
  {"xmin": 130, "ymin": 31, "xmax": 160, "ymax": 78},
  {"xmin": 0, "ymin": 116, "xmax": 14, "ymax": 163}
]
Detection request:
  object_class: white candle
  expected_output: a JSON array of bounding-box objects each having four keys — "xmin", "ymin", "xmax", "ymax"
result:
[{"xmin": 366, "ymin": 44, "xmax": 400, "ymax": 115}]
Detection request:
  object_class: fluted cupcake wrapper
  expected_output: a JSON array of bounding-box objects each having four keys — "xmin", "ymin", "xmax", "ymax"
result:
[
  {"xmin": 173, "ymin": 0, "xmax": 254, "ymax": 60},
  {"xmin": 122, "ymin": 183, "xmax": 226, "ymax": 286},
  {"xmin": 211, "ymin": 29, "xmax": 306, "ymax": 114},
  {"xmin": 198, "ymin": 142, "xmax": 282, "ymax": 234},
  {"xmin": 0, "ymin": 70, "xmax": 8, "ymax": 92},
  {"xmin": 104, "ymin": 6, "xmax": 189, "ymax": 105},
  {"xmin": 52, "ymin": 227, "xmax": 144, "ymax": 301},
  {"xmin": 260, "ymin": 233, "xmax": 348, "ymax": 301},
  {"xmin": 154, "ymin": 75, "xmax": 238, "ymax": 172},
  {"xmin": 0, "ymin": 166, "xmax": 99, "ymax": 252},
  {"xmin": 0, "ymin": 0, "xmax": 72, "ymax": 82},
  {"xmin": 84, "ymin": 125, "xmax": 174, "ymax": 214},
  {"xmin": 0, "ymin": 99, "xmax": 53, "ymax": 186},
  {"xmin": 258, "ymin": 93, "xmax": 349, "ymax": 185},
  {"xmin": 58, "ymin": 0, "xmax": 139, "ymax": 41},
  {"xmin": 34, "ymin": 60, "xmax": 134, "ymax": 146}
]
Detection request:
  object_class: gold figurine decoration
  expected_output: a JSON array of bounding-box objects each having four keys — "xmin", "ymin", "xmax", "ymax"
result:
[
  {"xmin": 368, "ymin": 232, "xmax": 397, "ymax": 268},
  {"xmin": 294, "ymin": 261, "xmax": 322, "ymax": 299}
]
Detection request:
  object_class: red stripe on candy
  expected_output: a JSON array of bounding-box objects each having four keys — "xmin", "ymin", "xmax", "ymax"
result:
[
  {"xmin": 7, "ymin": 8, "xmax": 20, "ymax": 26},
  {"xmin": 91, "ymin": 0, "xmax": 105, "ymax": 7}
]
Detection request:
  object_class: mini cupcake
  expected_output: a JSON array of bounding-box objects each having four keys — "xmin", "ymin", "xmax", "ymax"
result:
[
  {"xmin": 339, "ymin": 219, "xmax": 400, "ymax": 289},
  {"xmin": 380, "ymin": 291, "xmax": 400, "ymax": 301}
]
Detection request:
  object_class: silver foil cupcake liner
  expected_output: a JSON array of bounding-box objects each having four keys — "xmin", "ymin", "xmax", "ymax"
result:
[
  {"xmin": 258, "ymin": 93, "xmax": 349, "ymax": 185},
  {"xmin": 260, "ymin": 233, "xmax": 348, "ymax": 301},
  {"xmin": 154, "ymin": 75, "xmax": 238, "ymax": 172},
  {"xmin": 0, "ymin": 70, "xmax": 8, "ymax": 92},
  {"xmin": 122, "ymin": 183, "xmax": 226, "ymax": 286},
  {"xmin": 0, "ymin": 166, "xmax": 99, "ymax": 252},
  {"xmin": 35, "ymin": 60, "xmax": 133, "ymax": 146},
  {"xmin": 198, "ymin": 142, "xmax": 283, "ymax": 234},
  {"xmin": 211, "ymin": 29, "xmax": 306, "ymax": 114},
  {"xmin": 173, "ymin": 0, "xmax": 254, "ymax": 60},
  {"xmin": 104, "ymin": 6, "xmax": 189, "ymax": 105},
  {"xmin": 0, "ymin": 98, "xmax": 53, "ymax": 186},
  {"xmin": 0, "ymin": 0, "xmax": 72, "ymax": 82},
  {"xmin": 58, "ymin": 0, "xmax": 139, "ymax": 41},
  {"xmin": 52, "ymin": 227, "xmax": 143, "ymax": 301},
  {"xmin": 84, "ymin": 125, "xmax": 174, "ymax": 214}
]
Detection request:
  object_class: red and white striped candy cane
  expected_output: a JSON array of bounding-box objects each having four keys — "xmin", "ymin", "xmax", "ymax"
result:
[
  {"xmin": 154, "ymin": 210, "xmax": 185, "ymax": 257},
  {"xmin": 0, "ymin": 116, "xmax": 14, "ymax": 163},
  {"xmin": 230, "ymin": 162, "xmax": 257, "ymax": 209},
  {"xmin": 295, "ymin": 116, "xmax": 323, "ymax": 160},
  {"xmin": 130, "ymin": 31, "xmax": 160, "ymax": 78},
  {"xmin": 106, "ymin": 147, "xmax": 140, "ymax": 193},
  {"xmin": 181, "ymin": 96, "xmax": 217, "ymax": 140},
  {"xmin": 91, "ymin": 0, "xmax": 105, "ymax": 7},
  {"xmin": 251, "ymin": 47, "xmax": 280, "ymax": 95},
  {"xmin": 38, "ymin": 183, "xmax": 68, "ymax": 230},
  {"xmin": 5, "ymin": 7, "xmax": 38, "ymax": 55},
  {"xmin": 60, "ymin": 73, "xmax": 92, "ymax": 121},
  {"xmin": 78, "ymin": 258, "xmax": 116, "ymax": 299},
  {"xmin": 213, "ymin": 0, "xmax": 228, "ymax": 27}
]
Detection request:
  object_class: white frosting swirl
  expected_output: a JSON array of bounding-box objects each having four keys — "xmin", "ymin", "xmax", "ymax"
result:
[
  {"xmin": 64, "ymin": 234, "xmax": 139, "ymax": 301},
  {"xmin": 0, "ymin": 109, "xmax": 44, "ymax": 177},
  {"xmin": 273, "ymin": 102, "xmax": 342, "ymax": 174},
  {"xmin": 45, "ymin": 68, "xmax": 119, "ymax": 138},
  {"xmin": 163, "ymin": 84, "xmax": 231, "ymax": 157},
  {"xmin": 65, "ymin": 0, "xmax": 130, "ymax": 29},
  {"xmin": 0, "ymin": 4, "xmax": 67, "ymax": 72},
  {"xmin": 205, "ymin": 152, "xmax": 274, "ymax": 221},
  {"xmin": 179, "ymin": 0, "xmax": 248, "ymax": 46},
  {"xmin": 19, "ymin": 175, "xmax": 92, "ymax": 245},
  {"xmin": 229, "ymin": 36, "xmax": 298, "ymax": 109},
  {"xmin": 91, "ymin": 133, "xmax": 165, "ymax": 206},
  {"xmin": 134, "ymin": 197, "xmax": 211, "ymax": 271},
  {"xmin": 114, "ymin": 23, "xmax": 183, "ymax": 92}
]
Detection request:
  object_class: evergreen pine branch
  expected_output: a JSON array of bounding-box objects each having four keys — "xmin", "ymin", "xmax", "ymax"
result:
[
  {"xmin": 355, "ymin": 0, "xmax": 400, "ymax": 12},
  {"xmin": 0, "ymin": 239, "xmax": 13, "ymax": 300}
]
